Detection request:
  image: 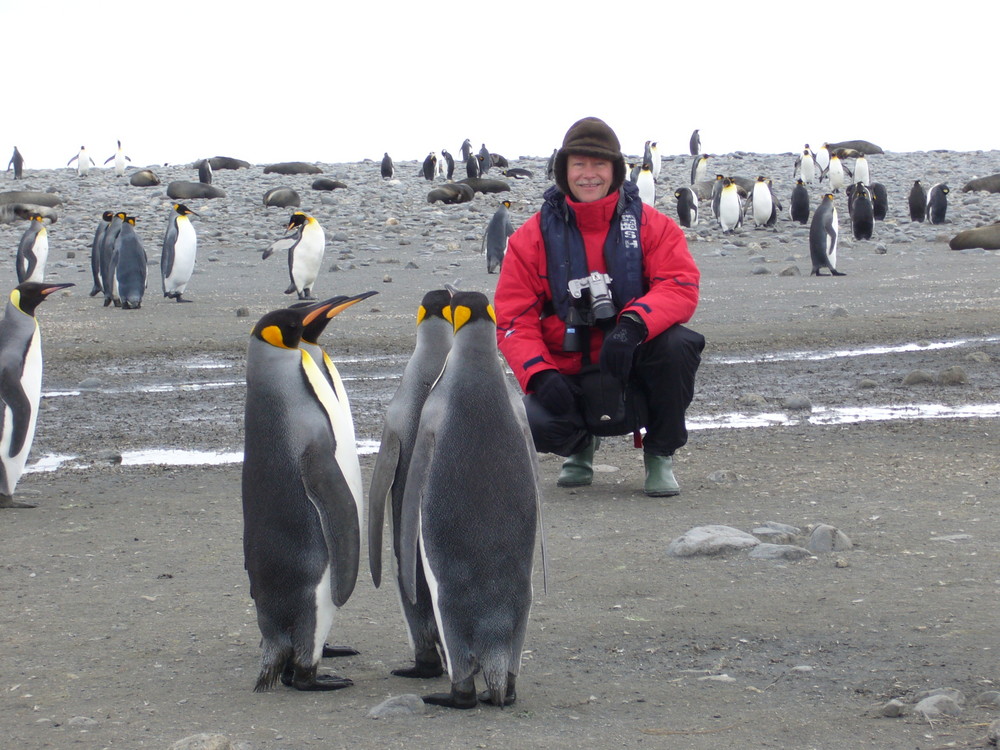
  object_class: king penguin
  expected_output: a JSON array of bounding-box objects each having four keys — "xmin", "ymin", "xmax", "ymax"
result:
[
  {"xmin": 790, "ymin": 179, "xmax": 810, "ymax": 224},
  {"xmin": 113, "ymin": 216, "xmax": 148, "ymax": 309},
  {"xmin": 815, "ymin": 143, "xmax": 831, "ymax": 180},
  {"xmin": 674, "ymin": 187, "xmax": 699, "ymax": 228},
  {"xmin": 161, "ymin": 204, "xmax": 198, "ymax": 302},
  {"xmin": 689, "ymin": 129, "xmax": 701, "ymax": 155},
  {"xmin": 67, "ymin": 146, "xmax": 95, "ymax": 176},
  {"xmin": 848, "ymin": 182, "xmax": 874, "ymax": 240},
  {"xmin": 649, "ymin": 142, "xmax": 661, "ymax": 180},
  {"xmin": 478, "ymin": 144, "xmax": 491, "ymax": 174},
  {"xmin": 262, "ymin": 212, "xmax": 325, "ymax": 300},
  {"xmin": 101, "ymin": 212, "xmax": 126, "ymax": 307},
  {"xmin": 483, "ymin": 200, "xmax": 515, "ymax": 274},
  {"xmin": 690, "ymin": 154, "xmax": 708, "ymax": 185},
  {"xmin": 828, "ymin": 151, "xmax": 849, "ymax": 192},
  {"xmin": 399, "ymin": 291, "xmax": 543, "ymax": 709},
  {"xmin": 103, "ymin": 140, "xmax": 131, "ymax": 176},
  {"xmin": 751, "ymin": 176, "xmax": 777, "ymax": 228},
  {"xmin": 0, "ymin": 281, "xmax": 74, "ymax": 508},
  {"xmin": 368, "ymin": 289, "xmax": 453, "ymax": 679},
  {"xmin": 16, "ymin": 214, "xmax": 49, "ymax": 283},
  {"xmin": 198, "ymin": 158, "xmax": 213, "ymax": 185},
  {"xmin": 636, "ymin": 163, "xmax": 655, "ymax": 206},
  {"xmin": 871, "ymin": 182, "xmax": 888, "ymax": 221},
  {"xmin": 809, "ymin": 194, "xmax": 845, "ymax": 275},
  {"xmin": 440, "ymin": 149, "xmax": 455, "ymax": 180},
  {"xmin": 718, "ymin": 178, "xmax": 743, "ymax": 233},
  {"xmin": 465, "ymin": 153, "xmax": 481, "ymax": 179},
  {"xmin": 795, "ymin": 145, "xmax": 816, "ymax": 184},
  {"xmin": 7, "ymin": 147, "xmax": 24, "ymax": 179},
  {"xmin": 380, "ymin": 152, "xmax": 394, "ymax": 179},
  {"xmin": 90, "ymin": 211, "xmax": 113, "ymax": 296},
  {"xmin": 460, "ymin": 139, "xmax": 473, "ymax": 162},
  {"xmin": 242, "ymin": 298, "xmax": 365, "ymax": 691},
  {"xmin": 853, "ymin": 153, "xmax": 870, "ymax": 186},
  {"xmin": 422, "ymin": 152, "xmax": 437, "ymax": 181},
  {"xmin": 926, "ymin": 183, "xmax": 950, "ymax": 224},
  {"xmin": 908, "ymin": 180, "xmax": 927, "ymax": 222}
]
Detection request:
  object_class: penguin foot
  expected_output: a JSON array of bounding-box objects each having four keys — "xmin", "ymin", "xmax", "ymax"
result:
[
  {"xmin": 391, "ymin": 660, "xmax": 444, "ymax": 679},
  {"xmin": 422, "ymin": 677, "xmax": 478, "ymax": 709},
  {"xmin": 89, "ymin": 286, "xmax": 102, "ymax": 297},
  {"xmin": 103, "ymin": 298, "xmax": 113, "ymax": 307},
  {"xmin": 175, "ymin": 296, "xmax": 193, "ymax": 303},
  {"xmin": 280, "ymin": 663, "xmax": 353, "ymax": 691},
  {"xmin": 322, "ymin": 644, "xmax": 359, "ymax": 658},
  {"xmin": 831, "ymin": 269, "xmax": 846, "ymax": 276},
  {"xmin": 284, "ymin": 284, "xmax": 297, "ymax": 295},
  {"xmin": 0, "ymin": 494, "xmax": 36, "ymax": 509},
  {"xmin": 478, "ymin": 672, "xmax": 517, "ymax": 706}
]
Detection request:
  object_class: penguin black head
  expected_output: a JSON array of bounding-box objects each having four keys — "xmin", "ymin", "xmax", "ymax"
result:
[
  {"xmin": 125, "ymin": 215, "xmax": 137, "ymax": 226},
  {"xmin": 115, "ymin": 211, "xmax": 128, "ymax": 221},
  {"xmin": 293, "ymin": 291, "xmax": 378, "ymax": 344},
  {"xmin": 448, "ymin": 291, "xmax": 495, "ymax": 332},
  {"xmin": 286, "ymin": 212, "xmax": 308, "ymax": 231},
  {"xmin": 756, "ymin": 176, "xmax": 767, "ymax": 183},
  {"xmin": 416, "ymin": 289, "xmax": 452, "ymax": 326},
  {"xmin": 252, "ymin": 299, "xmax": 352, "ymax": 350},
  {"xmin": 173, "ymin": 203, "xmax": 198, "ymax": 216},
  {"xmin": 11, "ymin": 282, "xmax": 75, "ymax": 316},
  {"xmin": 502, "ymin": 200, "xmax": 512, "ymax": 209},
  {"xmin": 102, "ymin": 210, "xmax": 114, "ymax": 222}
]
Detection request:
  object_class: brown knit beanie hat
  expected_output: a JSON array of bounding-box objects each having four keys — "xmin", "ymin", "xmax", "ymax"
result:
[{"xmin": 554, "ymin": 116, "xmax": 627, "ymax": 197}]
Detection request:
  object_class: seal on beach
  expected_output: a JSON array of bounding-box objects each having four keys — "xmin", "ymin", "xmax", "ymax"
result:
[
  {"xmin": 161, "ymin": 204, "xmax": 198, "ymax": 302},
  {"xmin": 7, "ymin": 147, "xmax": 24, "ymax": 179},
  {"xmin": 206, "ymin": 156, "xmax": 250, "ymax": 170},
  {"xmin": 503, "ymin": 168, "xmax": 533, "ymax": 179},
  {"xmin": 67, "ymin": 146, "xmax": 95, "ymax": 176},
  {"xmin": 790, "ymin": 179, "xmax": 810, "ymax": 224},
  {"xmin": 400, "ymin": 291, "xmax": 541, "ymax": 709},
  {"xmin": 311, "ymin": 178, "xmax": 346, "ymax": 191},
  {"xmin": 960, "ymin": 174, "xmax": 1000, "ymax": 193},
  {"xmin": 0, "ymin": 281, "xmax": 74, "ymax": 509},
  {"xmin": 167, "ymin": 181, "xmax": 226, "ymax": 200},
  {"xmin": 368, "ymin": 289, "xmax": 452, "ymax": 679},
  {"xmin": 948, "ymin": 222, "xmax": 1000, "ymax": 251},
  {"xmin": 908, "ymin": 180, "xmax": 926, "ymax": 222},
  {"xmin": 263, "ymin": 187, "xmax": 301, "ymax": 208},
  {"xmin": 380, "ymin": 153, "xmax": 394, "ymax": 179},
  {"xmin": 674, "ymin": 186, "xmax": 699, "ymax": 228},
  {"xmin": 103, "ymin": 140, "xmax": 131, "ymax": 176},
  {"xmin": 689, "ymin": 129, "xmax": 701, "ymax": 156},
  {"xmin": 826, "ymin": 140, "xmax": 883, "ymax": 155},
  {"xmin": 809, "ymin": 193, "xmax": 845, "ymax": 275},
  {"xmin": 458, "ymin": 177, "xmax": 510, "ymax": 195},
  {"xmin": 0, "ymin": 191, "xmax": 61, "ymax": 209},
  {"xmin": 427, "ymin": 183, "xmax": 475, "ymax": 205},
  {"xmin": 129, "ymin": 169, "xmax": 160, "ymax": 187},
  {"xmin": 483, "ymin": 200, "xmax": 514, "ymax": 273},
  {"xmin": 242, "ymin": 300, "xmax": 363, "ymax": 692},
  {"xmin": 926, "ymin": 183, "xmax": 949, "ymax": 224},
  {"xmin": 262, "ymin": 211, "xmax": 325, "ymax": 300},
  {"xmin": 847, "ymin": 182, "xmax": 874, "ymax": 240},
  {"xmin": 263, "ymin": 162, "xmax": 322, "ymax": 175},
  {"xmin": 112, "ymin": 216, "xmax": 148, "ymax": 309},
  {"xmin": 16, "ymin": 214, "xmax": 49, "ymax": 283},
  {"xmin": 870, "ymin": 182, "xmax": 888, "ymax": 221}
]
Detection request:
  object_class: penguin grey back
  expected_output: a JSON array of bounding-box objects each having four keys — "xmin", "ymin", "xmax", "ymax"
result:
[
  {"xmin": 114, "ymin": 219, "xmax": 148, "ymax": 309},
  {"xmin": 926, "ymin": 183, "xmax": 949, "ymax": 224},
  {"xmin": 483, "ymin": 202, "xmax": 514, "ymax": 274}
]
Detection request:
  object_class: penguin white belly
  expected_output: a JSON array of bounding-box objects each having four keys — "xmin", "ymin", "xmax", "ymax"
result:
[
  {"xmin": 752, "ymin": 186, "xmax": 772, "ymax": 226},
  {"xmin": 27, "ymin": 233, "xmax": 48, "ymax": 282},
  {"xmin": 78, "ymin": 152, "xmax": 89, "ymax": 175},
  {"xmin": 827, "ymin": 207, "xmax": 839, "ymax": 267},
  {"xmin": 719, "ymin": 193, "xmax": 741, "ymax": 231},
  {"xmin": 829, "ymin": 162, "xmax": 845, "ymax": 190},
  {"xmin": 801, "ymin": 158, "xmax": 814, "ymax": 183},
  {"xmin": 855, "ymin": 161, "xmax": 870, "ymax": 185},
  {"xmin": 165, "ymin": 220, "xmax": 197, "ymax": 294},
  {"xmin": 114, "ymin": 153, "xmax": 126, "ymax": 176},
  {"xmin": 292, "ymin": 226, "xmax": 325, "ymax": 292},
  {"xmin": 0, "ymin": 330, "xmax": 41, "ymax": 495},
  {"xmin": 651, "ymin": 148, "xmax": 661, "ymax": 179},
  {"xmin": 637, "ymin": 173, "xmax": 655, "ymax": 206}
]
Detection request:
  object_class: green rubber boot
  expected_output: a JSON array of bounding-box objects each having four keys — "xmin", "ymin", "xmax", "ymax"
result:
[
  {"xmin": 557, "ymin": 437, "xmax": 599, "ymax": 487},
  {"xmin": 643, "ymin": 453, "xmax": 680, "ymax": 497}
]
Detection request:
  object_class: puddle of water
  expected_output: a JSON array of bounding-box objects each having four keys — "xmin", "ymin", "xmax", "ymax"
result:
[
  {"xmin": 715, "ymin": 335, "xmax": 1000, "ymax": 365},
  {"xmin": 689, "ymin": 402, "xmax": 1000, "ymax": 430}
]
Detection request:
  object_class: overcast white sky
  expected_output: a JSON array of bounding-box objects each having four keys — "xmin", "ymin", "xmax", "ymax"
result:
[{"xmin": 2, "ymin": 1, "xmax": 995, "ymax": 170}]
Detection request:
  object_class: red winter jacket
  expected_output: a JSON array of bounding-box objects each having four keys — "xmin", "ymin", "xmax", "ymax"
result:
[{"xmin": 494, "ymin": 189, "xmax": 700, "ymax": 393}]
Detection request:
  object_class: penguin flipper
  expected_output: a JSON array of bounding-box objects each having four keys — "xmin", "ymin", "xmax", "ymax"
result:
[
  {"xmin": 399, "ymin": 432, "xmax": 436, "ymax": 606},
  {"xmin": 262, "ymin": 237, "xmax": 296, "ymax": 260},
  {"xmin": 0, "ymin": 364, "xmax": 33, "ymax": 457},
  {"xmin": 300, "ymin": 444, "xmax": 361, "ymax": 608},
  {"xmin": 367, "ymin": 432, "xmax": 401, "ymax": 588}
]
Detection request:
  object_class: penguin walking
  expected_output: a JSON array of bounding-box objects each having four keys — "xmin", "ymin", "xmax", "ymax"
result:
[
  {"xmin": 482, "ymin": 200, "xmax": 515, "ymax": 273},
  {"xmin": 7, "ymin": 147, "xmax": 24, "ymax": 179},
  {"xmin": 198, "ymin": 159, "xmax": 213, "ymax": 185},
  {"xmin": 870, "ymin": 182, "xmax": 888, "ymax": 221},
  {"xmin": 67, "ymin": 146, "xmax": 95, "ymax": 176},
  {"xmin": 101, "ymin": 212, "xmax": 126, "ymax": 307},
  {"xmin": 853, "ymin": 153, "xmax": 870, "ymax": 186},
  {"xmin": 636, "ymin": 163, "xmax": 655, "ymax": 206},
  {"xmin": 440, "ymin": 149, "xmax": 455, "ymax": 180},
  {"xmin": 161, "ymin": 204, "xmax": 198, "ymax": 302},
  {"xmin": 478, "ymin": 144, "xmax": 491, "ymax": 174},
  {"xmin": 400, "ymin": 291, "xmax": 542, "ymax": 709},
  {"xmin": 242, "ymin": 298, "xmax": 366, "ymax": 692},
  {"xmin": 790, "ymin": 179, "xmax": 810, "ymax": 224},
  {"xmin": 690, "ymin": 154, "xmax": 708, "ymax": 185},
  {"xmin": 368, "ymin": 290, "xmax": 453, "ymax": 679},
  {"xmin": 262, "ymin": 212, "xmax": 325, "ymax": 300},
  {"xmin": 718, "ymin": 178, "xmax": 743, "ymax": 233},
  {"xmin": 847, "ymin": 183, "xmax": 874, "ymax": 240},
  {"xmin": 751, "ymin": 176, "xmax": 778, "ymax": 228},
  {"xmin": 689, "ymin": 129, "xmax": 701, "ymax": 155},
  {"xmin": 380, "ymin": 152, "xmax": 394, "ymax": 179},
  {"xmin": 674, "ymin": 187, "xmax": 699, "ymax": 228},
  {"xmin": 16, "ymin": 214, "xmax": 49, "ymax": 283},
  {"xmin": 103, "ymin": 140, "xmax": 131, "ymax": 176},
  {"xmin": 90, "ymin": 211, "xmax": 113, "ymax": 296},
  {"xmin": 113, "ymin": 216, "xmax": 148, "ymax": 309},
  {"xmin": 460, "ymin": 139, "xmax": 473, "ymax": 162},
  {"xmin": 926, "ymin": 183, "xmax": 950, "ymax": 224},
  {"xmin": 422, "ymin": 152, "xmax": 437, "ymax": 181},
  {"xmin": 908, "ymin": 180, "xmax": 927, "ymax": 222},
  {"xmin": 809, "ymin": 194, "xmax": 845, "ymax": 275},
  {"xmin": 0, "ymin": 281, "xmax": 74, "ymax": 508},
  {"xmin": 795, "ymin": 145, "xmax": 817, "ymax": 184}
]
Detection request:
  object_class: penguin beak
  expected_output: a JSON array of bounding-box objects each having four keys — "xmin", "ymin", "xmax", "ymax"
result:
[
  {"xmin": 322, "ymin": 290, "xmax": 379, "ymax": 320},
  {"xmin": 40, "ymin": 283, "xmax": 75, "ymax": 296}
]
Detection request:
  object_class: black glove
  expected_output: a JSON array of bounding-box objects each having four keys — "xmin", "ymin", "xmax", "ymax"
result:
[
  {"xmin": 530, "ymin": 370, "xmax": 580, "ymax": 415},
  {"xmin": 599, "ymin": 316, "xmax": 646, "ymax": 383}
]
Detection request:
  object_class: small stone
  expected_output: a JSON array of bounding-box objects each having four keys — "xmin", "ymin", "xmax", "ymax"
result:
[
  {"xmin": 807, "ymin": 524, "xmax": 853, "ymax": 552},
  {"xmin": 78, "ymin": 377, "xmax": 102, "ymax": 389},
  {"xmin": 874, "ymin": 243, "xmax": 887, "ymax": 254},
  {"xmin": 235, "ymin": 307, "xmax": 250, "ymax": 318},
  {"xmin": 169, "ymin": 734, "xmax": 234, "ymax": 750},
  {"xmin": 66, "ymin": 251, "xmax": 76, "ymax": 259},
  {"xmin": 915, "ymin": 687, "xmax": 965, "ymax": 704},
  {"xmin": 974, "ymin": 690, "xmax": 1000, "ymax": 707},
  {"xmin": 331, "ymin": 232, "xmax": 349, "ymax": 242},
  {"xmin": 858, "ymin": 378, "xmax": 877, "ymax": 389},
  {"xmin": 914, "ymin": 694, "xmax": 962, "ymax": 718},
  {"xmin": 966, "ymin": 351, "xmax": 991, "ymax": 363},
  {"xmin": 737, "ymin": 393, "xmax": 768, "ymax": 408},
  {"xmin": 707, "ymin": 470, "xmax": 739, "ymax": 484},
  {"xmin": 879, "ymin": 699, "xmax": 906, "ymax": 717},
  {"xmin": 750, "ymin": 265, "xmax": 770, "ymax": 275},
  {"xmin": 405, "ymin": 261, "xmax": 419, "ymax": 269},
  {"xmin": 382, "ymin": 275, "xmax": 392, "ymax": 283},
  {"xmin": 834, "ymin": 558, "xmax": 849, "ymax": 568},
  {"xmin": 938, "ymin": 366, "xmax": 967, "ymax": 385},
  {"xmin": 987, "ymin": 718, "xmax": 1000, "ymax": 745},
  {"xmin": 367, "ymin": 694, "xmax": 426, "ymax": 718},
  {"xmin": 778, "ymin": 265, "xmax": 801, "ymax": 276},
  {"xmin": 829, "ymin": 306, "xmax": 849, "ymax": 318},
  {"xmin": 752, "ymin": 521, "xmax": 801, "ymax": 544},
  {"xmin": 782, "ymin": 394, "xmax": 812, "ymax": 411},
  {"xmin": 329, "ymin": 263, "xmax": 341, "ymax": 272},
  {"xmin": 667, "ymin": 525, "xmax": 760, "ymax": 557},
  {"xmin": 69, "ymin": 716, "xmax": 98, "ymax": 727},
  {"xmin": 748, "ymin": 543, "xmax": 811, "ymax": 560},
  {"xmin": 902, "ymin": 370, "xmax": 934, "ymax": 385},
  {"xmin": 385, "ymin": 217, "xmax": 399, "ymax": 226}
]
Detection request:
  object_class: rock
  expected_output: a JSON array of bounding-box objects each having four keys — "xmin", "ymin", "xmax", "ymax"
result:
[
  {"xmin": 779, "ymin": 265, "xmax": 801, "ymax": 276},
  {"xmin": 169, "ymin": 734, "xmax": 234, "ymax": 750},
  {"xmin": 707, "ymin": 470, "xmax": 739, "ymax": 484},
  {"xmin": 750, "ymin": 265, "xmax": 770, "ymax": 275},
  {"xmin": 366, "ymin": 694, "xmax": 426, "ymax": 718},
  {"xmin": 988, "ymin": 719, "xmax": 1000, "ymax": 746},
  {"xmin": 752, "ymin": 521, "xmax": 801, "ymax": 544},
  {"xmin": 913, "ymin": 694, "xmax": 962, "ymax": 718},
  {"xmin": 807, "ymin": 524, "xmax": 853, "ymax": 552},
  {"xmin": 782, "ymin": 394, "xmax": 812, "ymax": 411},
  {"xmin": 737, "ymin": 393, "xmax": 768, "ymax": 408},
  {"xmin": 382, "ymin": 275, "xmax": 392, "ymax": 283},
  {"xmin": 667, "ymin": 525, "xmax": 760, "ymax": 557},
  {"xmin": 902, "ymin": 370, "xmax": 934, "ymax": 385},
  {"xmin": 974, "ymin": 690, "xmax": 1000, "ymax": 707},
  {"xmin": 68, "ymin": 716, "xmax": 98, "ymax": 727},
  {"xmin": 938, "ymin": 366, "xmax": 967, "ymax": 385},
  {"xmin": 748, "ymin": 543, "xmax": 812, "ymax": 560},
  {"xmin": 235, "ymin": 307, "xmax": 250, "ymax": 318},
  {"xmin": 78, "ymin": 377, "xmax": 102, "ymax": 389},
  {"xmin": 858, "ymin": 378, "xmax": 877, "ymax": 389},
  {"xmin": 879, "ymin": 698, "xmax": 907, "ymax": 717},
  {"xmin": 915, "ymin": 687, "xmax": 965, "ymax": 704}
]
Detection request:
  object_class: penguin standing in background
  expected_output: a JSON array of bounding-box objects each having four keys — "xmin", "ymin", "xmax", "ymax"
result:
[
  {"xmin": 674, "ymin": 187, "xmax": 699, "ymax": 228},
  {"xmin": 369, "ymin": 290, "xmax": 453, "ymax": 679},
  {"xmin": 7, "ymin": 147, "xmax": 24, "ymax": 179},
  {"xmin": 870, "ymin": 182, "xmax": 888, "ymax": 220},
  {"xmin": 90, "ymin": 211, "xmax": 113, "ymax": 296},
  {"xmin": 161, "ymin": 204, "xmax": 198, "ymax": 302},
  {"xmin": 690, "ymin": 154, "xmax": 708, "ymax": 185},
  {"xmin": 649, "ymin": 142, "xmax": 661, "ymax": 180},
  {"xmin": 718, "ymin": 178, "xmax": 743, "ymax": 233},
  {"xmin": 460, "ymin": 139, "xmax": 473, "ymax": 162},
  {"xmin": 0, "ymin": 281, "xmax": 75, "ymax": 508},
  {"xmin": 642, "ymin": 141, "xmax": 653, "ymax": 171},
  {"xmin": 103, "ymin": 140, "xmax": 131, "ymax": 176},
  {"xmin": 465, "ymin": 154, "xmax": 480, "ymax": 179},
  {"xmin": 400, "ymin": 291, "xmax": 542, "ymax": 709},
  {"xmin": 16, "ymin": 214, "xmax": 49, "ymax": 283},
  {"xmin": 751, "ymin": 176, "xmax": 778, "ymax": 228},
  {"xmin": 636, "ymin": 163, "xmax": 655, "ymax": 206},
  {"xmin": 545, "ymin": 148, "xmax": 557, "ymax": 180},
  {"xmin": 790, "ymin": 179, "xmax": 810, "ymax": 224},
  {"xmin": 67, "ymin": 146, "xmax": 95, "ymax": 176},
  {"xmin": 262, "ymin": 212, "xmax": 325, "ymax": 300},
  {"xmin": 113, "ymin": 216, "xmax": 148, "ymax": 309},
  {"xmin": 926, "ymin": 183, "xmax": 950, "ymax": 224},
  {"xmin": 198, "ymin": 159, "xmax": 213, "ymax": 185},
  {"xmin": 478, "ymin": 144, "xmax": 491, "ymax": 174},
  {"xmin": 483, "ymin": 200, "xmax": 515, "ymax": 273},
  {"xmin": 380, "ymin": 152, "xmax": 394, "ymax": 179},
  {"xmin": 809, "ymin": 194, "xmax": 845, "ymax": 275},
  {"xmin": 794, "ymin": 145, "xmax": 817, "ymax": 184},
  {"xmin": 908, "ymin": 180, "xmax": 927, "ymax": 222},
  {"xmin": 828, "ymin": 151, "xmax": 851, "ymax": 192},
  {"xmin": 815, "ymin": 143, "xmax": 831, "ymax": 179},
  {"xmin": 434, "ymin": 151, "xmax": 447, "ymax": 179},
  {"xmin": 689, "ymin": 129, "xmax": 701, "ymax": 155},
  {"xmin": 853, "ymin": 153, "xmax": 870, "ymax": 185},
  {"xmin": 421, "ymin": 153, "xmax": 436, "ymax": 181},
  {"xmin": 710, "ymin": 174, "xmax": 725, "ymax": 219},
  {"xmin": 101, "ymin": 212, "xmax": 126, "ymax": 307},
  {"xmin": 848, "ymin": 183, "xmax": 874, "ymax": 240},
  {"xmin": 242, "ymin": 298, "xmax": 366, "ymax": 692},
  {"xmin": 440, "ymin": 149, "xmax": 455, "ymax": 180}
]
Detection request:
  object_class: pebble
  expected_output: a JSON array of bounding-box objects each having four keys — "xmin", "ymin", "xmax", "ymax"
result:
[
  {"xmin": 68, "ymin": 716, "xmax": 98, "ymax": 727},
  {"xmin": 169, "ymin": 734, "xmax": 234, "ymax": 750},
  {"xmin": 367, "ymin": 694, "xmax": 426, "ymax": 718},
  {"xmin": 879, "ymin": 698, "xmax": 907, "ymax": 717},
  {"xmin": 707, "ymin": 470, "xmax": 739, "ymax": 484},
  {"xmin": 902, "ymin": 369, "xmax": 935, "ymax": 385},
  {"xmin": 748, "ymin": 543, "xmax": 812, "ymax": 560},
  {"xmin": 667, "ymin": 525, "xmax": 760, "ymax": 557},
  {"xmin": 751, "ymin": 521, "xmax": 801, "ymax": 544},
  {"xmin": 938, "ymin": 365, "xmax": 968, "ymax": 384},
  {"xmin": 778, "ymin": 265, "xmax": 801, "ymax": 276}
]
